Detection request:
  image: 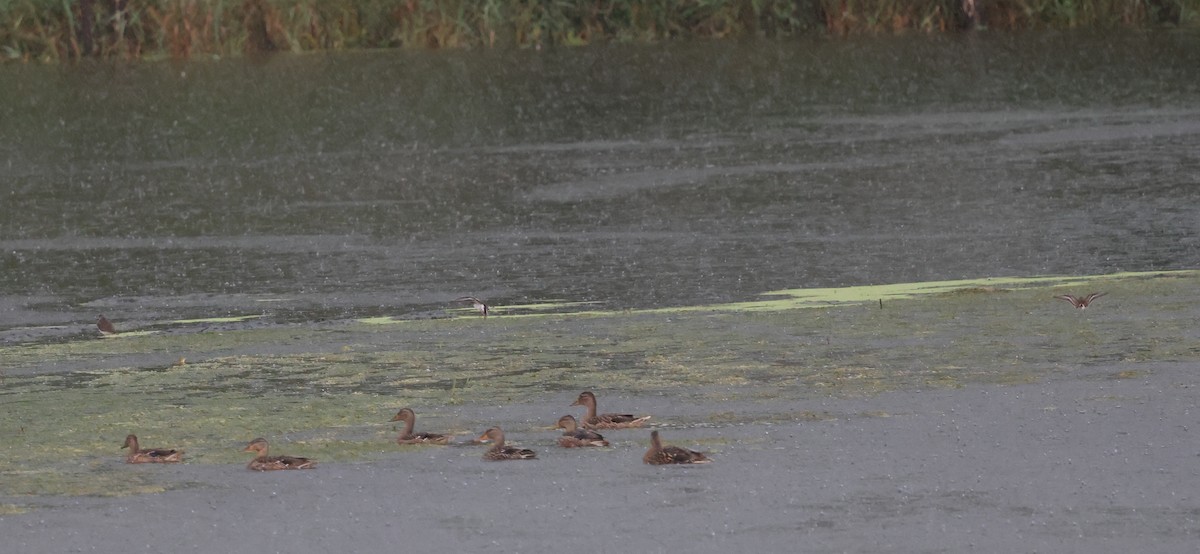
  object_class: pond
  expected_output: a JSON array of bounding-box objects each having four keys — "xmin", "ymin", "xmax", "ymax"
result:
[
  {"xmin": 3, "ymin": 31, "xmax": 1200, "ymax": 553},
  {"xmin": 2, "ymin": 32, "xmax": 1199, "ymax": 339}
]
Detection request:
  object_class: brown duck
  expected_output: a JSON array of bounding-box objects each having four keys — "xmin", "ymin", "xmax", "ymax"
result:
[
  {"xmin": 555, "ymin": 415, "xmax": 610, "ymax": 448},
  {"xmin": 476, "ymin": 427, "xmax": 536, "ymax": 461},
  {"xmin": 97, "ymin": 315, "xmax": 117, "ymax": 335},
  {"xmin": 643, "ymin": 430, "xmax": 711, "ymax": 465},
  {"xmin": 121, "ymin": 434, "xmax": 183, "ymax": 463},
  {"xmin": 1054, "ymin": 292, "xmax": 1107, "ymax": 309},
  {"xmin": 390, "ymin": 408, "xmax": 450, "ymax": 445},
  {"xmin": 571, "ymin": 391, "xmax": 651, "ymax": 429},
  {"xmin": 242, "ymin": 438, "xmax": 317, "ymax": 471}
]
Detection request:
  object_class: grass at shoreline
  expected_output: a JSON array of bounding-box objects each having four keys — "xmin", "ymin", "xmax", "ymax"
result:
[{"xmin": 0, "ymin": 0, "xmax": 1192, "ymax": 62}]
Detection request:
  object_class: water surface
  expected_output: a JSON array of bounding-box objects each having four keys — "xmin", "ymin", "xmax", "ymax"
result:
[
  {"xmin": 2, "ymin": 32, "xmax": 1199, "ymax": 337},
  {"xmin": 3, "ymin": 33, "xmax": 1200, "ymax": 553}
]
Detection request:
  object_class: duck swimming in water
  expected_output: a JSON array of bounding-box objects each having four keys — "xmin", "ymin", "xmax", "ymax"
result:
[
  {"xmin": 121, "ymin": 434, "xmax": 183, "ymax": 463},
  {"xmin": 390, "ymin": 408, "xmax": 451, "ymax": 445},
  {"xmin": 242, "ymin": 438, "xmax": 316, "ymax": 471},
  {"xmin": 555, "ymin": 415, "xmax": 610, "ymax": 448},
  {"xmin": 643, "ymin": 430, "xmax": 710, "ymax": 465},
  {"xmin": 571, "ymin": 391, "xmax": 651, "ymax": 429},
  {"xmin": 476, "ymin": 427, "xmax": 536, "ymax": 461}
]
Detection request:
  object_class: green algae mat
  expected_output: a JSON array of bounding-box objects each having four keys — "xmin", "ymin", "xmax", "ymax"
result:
[{"xmin": 1, "ymin": 270, "xmax": 1196, "ymax": 497}]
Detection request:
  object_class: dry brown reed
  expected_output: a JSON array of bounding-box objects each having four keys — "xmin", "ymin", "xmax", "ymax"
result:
[{"xmin": 0, "ymin": 0, "xmax": 1189, "ymax": 62}]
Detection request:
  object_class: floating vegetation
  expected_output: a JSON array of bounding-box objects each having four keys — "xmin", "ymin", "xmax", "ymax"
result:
[
  {"xmin": 99, "ymin": 331, "xmax": 158, "ymax": 339},
  {"xmin": 1, "ymin": 271, "xmax": 1197, "ymax": 497},
  {"xmin": 0, "ymin": 503, "xmax": 28, "ymax": 515},
  {"xmin": 169, "ymin": 315, "xmax": 264, "ymax": 324}
]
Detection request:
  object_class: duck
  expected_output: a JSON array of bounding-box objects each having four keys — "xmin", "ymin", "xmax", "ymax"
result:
[
  {"xmin": 455, "ymin": 296, "xmax": 490, "ymax": 318},
  {"xmin": 1054, "ymin": 292, "xmax": 1107, "ymax": 309},
  {"xmin": 242, "ymin": 438, "xmax": 317, "ymax": 470},
  {"xmin": 643, "ymin": 430, "xmax": 711, "ymax": 465},
  {"xmin": 389, "ymin": 408, "xmax": 450, "ymax": 445},
  {"xmin": 476, "ymin": 427, "xmax": 536, "ymax": 461},
  {"xmin": 97, "ymin": 315, "xmax": 117, "ymax": 335},
  {"xmin": 121, "ymin": 434, "xmax": 183, "ymax": 463},
  {"xmin": 571, "ymin": 391, "xmax": 651, "ymax": 429},
  {"xmin": 555, "ymin": 415, "xmax": 609, "ymax": 447}
]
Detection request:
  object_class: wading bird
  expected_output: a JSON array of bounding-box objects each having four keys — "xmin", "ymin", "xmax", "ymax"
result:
[
  {"xmin": 455, "ymin": 296, "xmax": 490, "ymax": 318},
  {"xmin": 97, "ymin": 315, "xmax": 117, "ymax": 335},
  {"xmin": 1054, "ymin": 292, "xmax": 1107, "ymax": 309}
]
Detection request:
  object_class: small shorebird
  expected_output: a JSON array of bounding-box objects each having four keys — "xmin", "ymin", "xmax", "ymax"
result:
[
  {"xmin": 121, "ymin": 434, "xmax": 183, "ymax": 464},
  {"xmin": 455, "ymin": 296, "xmax": 490, "ymax": 318},
  {"xmin": 1054, "ymin": 292, "xmax": 1107, "ymax": 309},
  {"xmin": 242, "ymin": 438, "xmax": 316, "ymax": 471},
  {"xmin": 476, "ymin": 427, "xmax": 536, "ymax": 461},
  {"xmin": 643, "ymin": 430, "xmax": 711, "ymax": 465},
  {"xmin": 96, "ymin": 315, "xmax": 117, "ymax": 334}
]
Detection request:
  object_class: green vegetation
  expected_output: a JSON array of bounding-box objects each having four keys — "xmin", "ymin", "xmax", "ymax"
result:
[
  {"xmin": 0, "ymin": 0, "xmax": 1192, "ymax": 62},
  {"xmin": 2, "ymin": 270, "xmax": 1197, "ymax": 499}
]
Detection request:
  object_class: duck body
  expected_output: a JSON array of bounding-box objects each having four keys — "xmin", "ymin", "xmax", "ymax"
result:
[
  {"xmin": 643, "ymin": 430, "xmax": 711, "ymax": 465},
  {"xmin": 477, "ymin": 427, "xmax": 536, "ymax": 461},
  {"xmin": 247, "ymin": 456, "xmax": 318, "ymax": 471},
  {"xmin": 243, "ymin": 438, "xmax": 316, "ymax": 470},
  {"xmin": 396, "ymin": 432, "xmax": 451, "ymax": 446},
  {"xmin": 390, "ymin": 408, "xmax": 450, "ymax": 445},
  {"xmin": 122, "ymin": 434, "xmax": 183, "ymax": 463},
  {"xmin": 571, "ymin": 391, "xmax": 651, "ymax": 429},
  {"xmin": 555, "ymin": 415, "xmax": 609, "ymax": 447},
  {"xmin": 483, "ymin": 445, "xmax": 538, "ymax": 461},
  {"xmin": 97, "ymin": 315, "xmax": 117, "ymax": 335}
]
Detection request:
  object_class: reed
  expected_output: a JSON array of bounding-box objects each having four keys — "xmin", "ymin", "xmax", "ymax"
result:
[{"xmin": 0, "ymin": 0, "xmax": 1191, "ymax": 62}]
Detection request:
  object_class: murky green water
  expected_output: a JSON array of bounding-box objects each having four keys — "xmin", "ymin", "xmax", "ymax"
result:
[
  {"xmin": 2, "ymin": 269, "xmax": 1197, "ymax": 496},
  {"xmin": 2, "ymin": 32, "xmax": 1199, "ymax": 339},
  {"xmin": 2, "ymin": 35, "xmax": 1200, "ymax": 550}
]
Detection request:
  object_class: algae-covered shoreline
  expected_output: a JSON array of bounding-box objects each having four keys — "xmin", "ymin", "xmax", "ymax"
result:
[{"xmin": 1, "ymin": 270, "xmax": 1196, "ymax": 500}]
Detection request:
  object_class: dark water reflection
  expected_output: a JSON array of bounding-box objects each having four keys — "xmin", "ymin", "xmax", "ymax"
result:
[{"xmin": 2, "ymin": 32, "xmax": 1199, "ymax": 333}]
